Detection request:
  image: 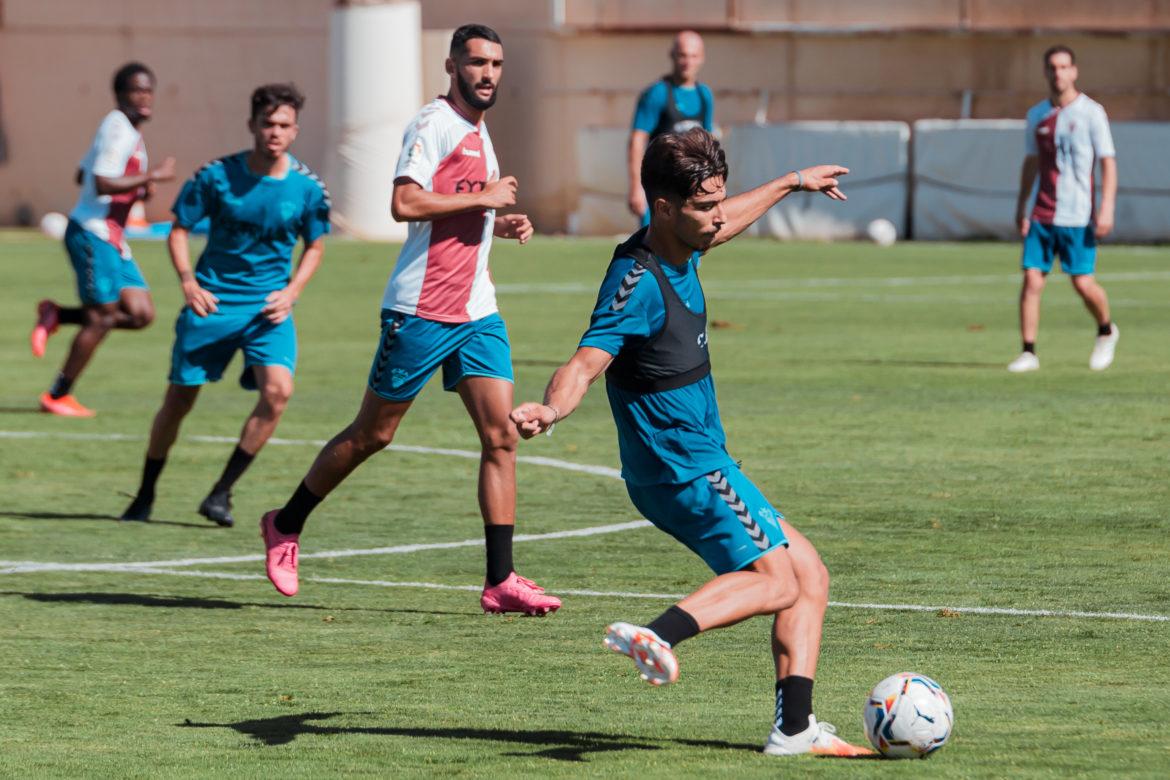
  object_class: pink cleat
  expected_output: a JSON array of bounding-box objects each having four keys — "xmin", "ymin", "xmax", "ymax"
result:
[
  {"xmin": 39, "ymin": 392, "xmax": 95, "ymax": 418},
  {"xmin": 480, "ymin": 572, "xmax": 561, "ymax": 616},
  {"xmin": 30, "ymin": 300, "xmax": 60, "ymax": 358},
  {"xmin": 260, "ymin": 510, "xmax": 299, "ymax": 596},
  {"xmin": 603, "ymin": 622, "xmax": 679, "ymax": 686}
]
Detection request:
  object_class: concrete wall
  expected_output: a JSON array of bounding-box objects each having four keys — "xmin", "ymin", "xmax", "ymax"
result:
[{"xmin": 1, "ymin": 0, "xmax": 1167, "ymax": 232}]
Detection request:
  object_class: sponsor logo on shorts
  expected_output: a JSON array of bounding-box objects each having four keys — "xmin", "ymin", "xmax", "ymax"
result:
[{"xmin": 390, "ymin": 368, "xmax": 410, "ymax": 388}]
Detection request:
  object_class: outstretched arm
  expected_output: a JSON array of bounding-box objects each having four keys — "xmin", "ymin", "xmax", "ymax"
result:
[
  {"xmin": 391, "ymin": 176, "xmax": 518, "ymax": 222},
  {"xmin": 711, "ymin": 165, "xmax": 849, "ymax": 249},
  {"xmin": 511, "ymin": 346, "xmax": 614, "ymax": 438}
]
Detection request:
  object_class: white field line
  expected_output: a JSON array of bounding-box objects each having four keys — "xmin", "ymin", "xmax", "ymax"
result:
[
  {"xmin": 0, "ymin": 520, "xmax": 652, "ymax": 573},
  {"xmin": 4, "ymin": 430, "xmax": 1168, "ymax": 624},
  {"xmin": 4, "ymin": 564, "xmax": 1166, "ymax": 623},
  {"xmin": 495, "ymin": 269, "xmax": 1170, "ymax": 297},
  {"xmin": 0, "ymin": 430, "xmax": 623, "ymax": 481}
]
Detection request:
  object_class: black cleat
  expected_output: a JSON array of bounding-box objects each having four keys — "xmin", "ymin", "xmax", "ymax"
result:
[
  {"xmin": 198, "ymin": 491, "xmax": 235, "ymax": 527},
  {"xmin": 120, "ymin": 495, "xmax": 153, "ymax": 522}
]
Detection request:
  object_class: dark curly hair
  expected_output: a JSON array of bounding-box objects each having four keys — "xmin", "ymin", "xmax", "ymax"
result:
[
  {"xmin": 250, "ymin": 83, "xmax": 305, "ymax": 120},
  {"xmin": 640, "ymin": 128, "xmax": 729, "ymax": 205}
]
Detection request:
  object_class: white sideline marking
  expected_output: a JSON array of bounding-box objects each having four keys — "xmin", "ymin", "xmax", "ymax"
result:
[
  {"xmin": 496, "ymin": 269, "xmax": 1170, "ymax": 296},
  {"xmin": 0, "ymin": 430, "xmax": 622, "ymax": 481},
  {"xmin": 0, "ymin": 520, "xmax": 652, "ymax": 573},
  {"xmin": 5, "ymin": 564, "xmax": 1165, "ymax": 623}
]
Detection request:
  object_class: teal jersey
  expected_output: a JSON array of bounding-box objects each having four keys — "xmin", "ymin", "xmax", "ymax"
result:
[
  {"xmin": 172, "ymin": 152, "xmax": 331, "ymax": 304},
  {"xmin": 580, "ymin": 250, "xmax": 734, "ymax": 486}
]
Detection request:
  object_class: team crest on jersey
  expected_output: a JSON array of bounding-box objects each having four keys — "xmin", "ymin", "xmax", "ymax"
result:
[
  {"xmin": 408, "ymin": 138, "xmax": 425, "ymax": 163},
  {"xmin": 279, "ymin": 201, "xmax": 299, "ymax": 222}
]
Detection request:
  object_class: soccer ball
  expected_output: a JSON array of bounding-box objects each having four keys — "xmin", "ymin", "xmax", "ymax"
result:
[
  {"xmin": 40, "ymin": 211, "xmax": 68, "ymax": 240},
  {"xmin": 865, "ymin": 218, "xmax": 897, "ymax": 247},
  {"xmin": 863, "ymin": 672, "xmax": 954, "ymax": 758}
]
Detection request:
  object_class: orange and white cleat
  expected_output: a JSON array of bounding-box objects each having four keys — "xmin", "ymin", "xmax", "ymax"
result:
[
  {"xmin": 603, "ymin": 621, "xmax": 679, "ymax": 686},
  {"xmin": 39, "ymin": 392, "xmax": 95, "ymax": 418},
  {"xmin": 480, "ymin": 572, "xmax": 561, "ymax": 616},
  {"xmin": 764, "ymin": 716, "xmax": 874, "ymax": 757},
  {"xmin": 30, "ymin": 300, "xmax": 60, "ymax": 358}
]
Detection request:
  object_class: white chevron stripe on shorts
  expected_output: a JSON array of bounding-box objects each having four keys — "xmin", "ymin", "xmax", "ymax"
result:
[{"xmin": 705, "ymin": 470, "xmax": 770, "ymax": 551}]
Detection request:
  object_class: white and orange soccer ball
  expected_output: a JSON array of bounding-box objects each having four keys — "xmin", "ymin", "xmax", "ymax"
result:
[{"xmin": 863, "ymin": 672, "xmax": 954, "ymax": 758}]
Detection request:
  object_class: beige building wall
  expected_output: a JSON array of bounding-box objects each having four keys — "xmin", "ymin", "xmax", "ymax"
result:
[{"xmin": 1, "ymin": 0, "xmax": 1167, "ymax": 231}]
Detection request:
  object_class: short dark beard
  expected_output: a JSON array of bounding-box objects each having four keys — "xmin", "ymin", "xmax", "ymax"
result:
[{"xmin": 457, "ymin": 71, "xmax": 497, "ymax": 111}]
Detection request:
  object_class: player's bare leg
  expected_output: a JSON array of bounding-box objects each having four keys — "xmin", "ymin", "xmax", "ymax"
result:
[
  {"xmin": 303, "ymin": 389, "xmax": 412, "ymax": 497},
  {"xmin": 1009, "ymin": 269, "xmax": 1046, "ymax": 372},
  {"xmin": 1072, "ymin": 274, "xmax": 1120, "ymax": 370},
  {"xmin": 197, "ymin": 365, "xmax": 295, "ymax": 527},
  {"xmin": 606, "ymin": 546, "xmax": 798, "ymax": 685},
  {"xmin": 42, "ymin": 288, "xmax": 155, "ymax": 416},
  {"xmin": 260, "ymin": 389, "xmax": 411, "ymax": 596},
  {"xmin": 1070, "ymin": 273, "xmax": 1110, "ymax": 325},
  {"xmin": 460, "ymin": 376, "xmax": 561, "ymax": 615},
  {"xmin": 121, "ymin": 383, "xmax": 201, "ymax": 521},
  {"xmin": 764, "ymin": 521, "xmax": 871, "ymax": 756}
]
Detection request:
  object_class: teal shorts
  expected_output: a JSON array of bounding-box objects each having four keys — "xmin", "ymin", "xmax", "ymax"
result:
[
  {"xmin": 169, "ymin": 303, "xmax": 296, "ymax": 390},
  {"xmin": 626, "ymin": 464, "xmax": 788, "ymax": 575},
  {"xmin": 64, "ymin": 219, "xmax": 148, "ymax": 305},
  {"xmin": 1022, "ymin": 222, "xmax": 1097, "ymax": 276},
  {"xmin": 368, "ymin": 311, "xmax": 513, "ymax": 402}
]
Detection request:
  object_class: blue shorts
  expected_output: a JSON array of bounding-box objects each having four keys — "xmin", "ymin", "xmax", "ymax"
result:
[
  {"xmin": 64, "ymin": 219, "xmax": 148, "ymax": 305},
  {"xmin": 626, "ymin": 464, "xmax": 788, "ymax": 575},
  {"xmin": 1022, "ymin": 222, "xmax": 1097, "ymax": 276},
  {"xmin": 169, "ymin": 304, "xmax": 296, "ymax": 389},
  {"xmin": 367, "ymin": 311, "xmax": 513, "ymax": 402}
]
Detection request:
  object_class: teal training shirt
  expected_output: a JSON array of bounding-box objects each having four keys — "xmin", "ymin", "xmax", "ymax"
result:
[
  {"xmin": 580, "ymin": 250, "xmax": 734, "ymax": 486},
  {"xmin": 172, "ymin": 152, "xmax": 331, "ymax": 305}
]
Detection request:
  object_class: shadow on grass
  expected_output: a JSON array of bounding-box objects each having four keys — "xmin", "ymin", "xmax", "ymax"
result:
[
  {"xmin": 180, "ymin": 711, "xmax": 664, "ymax": 761},
  {"xmin": 0, "ymin": 510, "xmax": 218, "ymax": 530},
  {"xmin": 2, "ymin": 591, "xmax": 469, "ymax": 616},
  {"xmin": 0, "ymin": 406, "xmax": 44, "ymax": 414}
]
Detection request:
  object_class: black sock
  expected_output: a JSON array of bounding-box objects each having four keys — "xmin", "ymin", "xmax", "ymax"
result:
[
  {"xmin": 274, "ymin": 480, "xmax": 322, "ymax": 535},
  {"xmin": 484, "ymin": 524, "xmax": 514, "ymax": 586},
  {"xmin": 1023, "ymin": 341, "xmax": 1036, "ymax": 355},
  {"xmin": 57, "ymin": 307, "xmax": 85, "ymax": 325},
  {"xmin": 136, "ymin": 456, "xmax": 166, "ymax": 503},
  {"xmin": 211, "ymin": 446, "xmax": 255, "ymax": 496},
  {"xmin": 776, "ymin": 676, "xmax": 815, "ymax": 736},
  {"xmin": 1098, "ymin": 321, "xmax": 1113, "ymax": 337},
  {"xmin": 48, "ymin": 373, "xmax": 73, "ymax": 400},
  {"xmin": 646, "ymin": 605, "xmax": 700, "ymax": 648}
]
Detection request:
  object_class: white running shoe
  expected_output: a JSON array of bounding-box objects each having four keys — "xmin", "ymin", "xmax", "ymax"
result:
[
  {"xmin": 1089, "ymin": 324, "xmax": 1119, "ymax": 371},
  {"xmin": 603, "ymin": 622, "xmax": 679, "ymax": 686},
  {"xmin": 763, "ymin": 715, "xmax": 874, "ymax": 757},
  {"xmin": 1007, "ymin": 351, "xmax": 1040, "ymax": 373}
]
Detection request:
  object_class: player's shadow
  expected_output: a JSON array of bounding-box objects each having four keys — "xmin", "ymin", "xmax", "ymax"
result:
[
  {"xmin": 0, "ymin": 406, "xmax": 45, "ymax": 414},
  {"xmin": 2, "ymin": 591, "xmax": 467, "ymax": 616},
  {"xmin": 179, "ymin": 711, "xmax": 662, "ymax": 761},
  {"xmin": 0, "ymin": 510, "xmax": 217, "ymax": 529}
]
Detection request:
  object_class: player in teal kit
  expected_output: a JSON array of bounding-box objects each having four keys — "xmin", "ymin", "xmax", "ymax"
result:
[
  {"xmin": 627, "ymin": 31, "xmax": 714, "ymax": 225},
  {"xmin": 513, "ymin": 129, "xmax": 871, "ymax": 757},
  {"xmin": 121, "ymin": 84, "xmax": 330, "ymax": 526}
]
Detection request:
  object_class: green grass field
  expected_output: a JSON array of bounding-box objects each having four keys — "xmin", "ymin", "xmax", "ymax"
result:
[{"xmin": 1, "ymin": 230, "xmax": 1168, "ymax": 778}]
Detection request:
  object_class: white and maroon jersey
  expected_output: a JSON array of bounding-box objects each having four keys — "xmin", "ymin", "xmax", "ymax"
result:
[
  {"xmin": 69, "ymin": 110, "xmax": 148, "ymax": 257},
  {"xmin": 381, "ymin": 97, "xmax": 500, "ymax": 322},
  {"xmin": 1025, "ymin": 93, "xmax": 1115, "ymax": 227}
]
